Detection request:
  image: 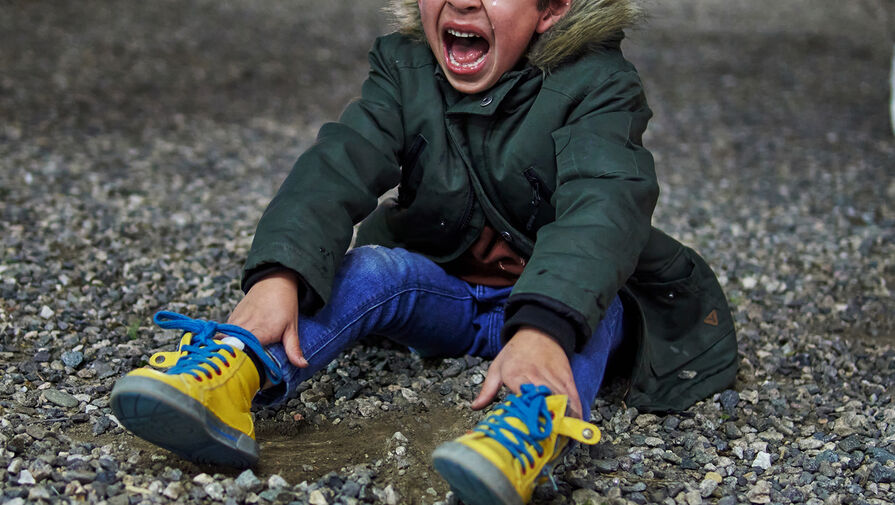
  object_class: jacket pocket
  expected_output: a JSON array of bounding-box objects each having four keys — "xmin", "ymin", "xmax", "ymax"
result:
[
  {"xmin": 521, "ymin": 166, "xmax": 555, "ymax": 233},
  {"xmin": 628, "ymin": 250, "xmax": 733, "ymax": 378},
  {"xmin": 397, "ymin": 134, "xmax": 428, "ymax": 207}
]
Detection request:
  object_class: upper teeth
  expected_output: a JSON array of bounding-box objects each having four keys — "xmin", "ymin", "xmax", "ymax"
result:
[{"xmin": 447, "ymin": 29, "xmax": 478, "ymax": 38}]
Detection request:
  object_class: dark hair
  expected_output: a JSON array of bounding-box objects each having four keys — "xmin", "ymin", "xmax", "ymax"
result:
[{"xmin": 537, "ymin": 0, "xmax": 550, "ymax": 9}]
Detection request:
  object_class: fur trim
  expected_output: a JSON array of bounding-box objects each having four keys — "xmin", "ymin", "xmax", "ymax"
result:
[{"xmin": 387, "ymin": 0, "xmax": 642, "ymax": 71}]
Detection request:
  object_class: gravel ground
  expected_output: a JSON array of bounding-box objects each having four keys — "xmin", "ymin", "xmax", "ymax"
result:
[{"xmin": 1, "ymin": 1, "xmax": 893, "ymax": 504}]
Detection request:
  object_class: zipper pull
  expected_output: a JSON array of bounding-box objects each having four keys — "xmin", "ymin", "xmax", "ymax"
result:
[{"xmin": 525, "ymin": 170, "xmax": 541, "ymax": 232}]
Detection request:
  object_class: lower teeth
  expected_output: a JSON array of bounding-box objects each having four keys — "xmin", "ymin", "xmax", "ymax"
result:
[{"xmin": 449, "ymin": 52, "xmax": 486, "ymax": 69}]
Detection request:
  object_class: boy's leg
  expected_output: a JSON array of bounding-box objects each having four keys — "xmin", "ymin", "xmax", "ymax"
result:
[
  {"xmin": 111, "ymin": 245, "xmax": 503, "ymax": 467},
  {"xmin": 256, "ymin": 245, "xmax": 511, "ymax": 406},
  {"xmin": 569, "ymin": 295, "xmax": 625, "ymax": 418}
]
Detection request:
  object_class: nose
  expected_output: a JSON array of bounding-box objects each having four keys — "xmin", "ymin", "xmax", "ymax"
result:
[{"xmin": 446, "ymin": 0, "xmax": 482, "ymax": 12}]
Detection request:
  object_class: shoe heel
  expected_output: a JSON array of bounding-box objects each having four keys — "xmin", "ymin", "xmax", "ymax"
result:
[{"xmin": 111, "ymin": 376, "xmax": 259, "ymax": 468}]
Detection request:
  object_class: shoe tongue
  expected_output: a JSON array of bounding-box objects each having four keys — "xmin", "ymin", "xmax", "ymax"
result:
[
  {"xmin": 220, "ymin": 336, "xmax": 245, "ymax": 351},
  {"xmin": 545, "ymin": 395, "xmax": 568, "ymax": 415},
  {"xmin": 449, "ymin": 36, "xmax": 488, "ymax": 64},
  {"xmin": 178, "ymin": 332, "xmax": 194, "ymax": 351},
  {"xmin": 500, "ymin": 415, "xmax": 531, "ymax": 444}
]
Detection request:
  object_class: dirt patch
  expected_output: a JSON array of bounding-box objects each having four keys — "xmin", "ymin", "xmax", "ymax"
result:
[
  {"xmin": 67, "ymin": 395, "xmax": 478, "ymax": 504},
  {"xmin": 256, "ymin": 399, "xmax": 477, "ymax": 501}
]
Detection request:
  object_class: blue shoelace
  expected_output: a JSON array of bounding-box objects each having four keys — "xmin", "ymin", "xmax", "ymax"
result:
[
  {"xmin": 153, "ymin": 311, "xmax": 282, "ymax": 385},
  {"xmin": 473, "ymin": 384, "xmax": 554, "ymax": 469}
]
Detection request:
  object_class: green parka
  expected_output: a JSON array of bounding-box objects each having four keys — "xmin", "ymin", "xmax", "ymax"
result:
[{"xmin": 243, "ymin": 0, "xmax": 737, "ymax": 412}]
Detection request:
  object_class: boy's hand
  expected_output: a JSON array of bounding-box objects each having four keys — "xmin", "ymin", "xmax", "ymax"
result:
[
  {"xmin": 227, "ymin": 270, "xmax": 308, "ymax": 368},
  {"xmin": 471, "ymin": 326, "xmax": 583, "ymax": 418}
]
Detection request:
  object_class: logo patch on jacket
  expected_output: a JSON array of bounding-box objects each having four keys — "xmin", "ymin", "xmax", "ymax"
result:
[{"xmin": 703, "ymin": 309, "xmax": 719, "ymax": 326}]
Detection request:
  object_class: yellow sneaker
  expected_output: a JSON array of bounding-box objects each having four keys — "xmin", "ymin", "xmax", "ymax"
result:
[
  {"xmin": 432, "ymin": 384, "xmax": 600, "ymax": 505},
  {"xmin": 110, "ymin": 311, "xmax": 281, "ymax": 468}
]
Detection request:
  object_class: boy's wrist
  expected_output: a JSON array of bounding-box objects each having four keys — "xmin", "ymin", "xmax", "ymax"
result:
[
  {"xmin": 242, "ymin": 264, "xmax": 293, "ymax": 294},
  {"xmin": 503, "ymin": 302, "xmax": 577, "ymax": 358},
  {"xmin": 242, "ymin": 264, "xmax": 322, "ymax": 314}
]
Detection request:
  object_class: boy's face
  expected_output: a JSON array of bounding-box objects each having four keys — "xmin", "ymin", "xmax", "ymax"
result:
[{"xmin": 418, "ymin": 0, "xmax": 565, "ymax": 94}]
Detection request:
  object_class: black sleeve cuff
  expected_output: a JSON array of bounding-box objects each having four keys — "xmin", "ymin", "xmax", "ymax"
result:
[
  {"xmin": 503, "ymin": 297, "xmax": 593, "ymax": 359},
  {"xmin": 241, "ymin": 263, "xmax": 324, "ymax": 315}
]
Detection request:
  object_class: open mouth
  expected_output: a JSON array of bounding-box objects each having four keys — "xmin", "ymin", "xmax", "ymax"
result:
[{"xmin": 443, "ymin": 28, "xmax": 490, "ymax": 74}]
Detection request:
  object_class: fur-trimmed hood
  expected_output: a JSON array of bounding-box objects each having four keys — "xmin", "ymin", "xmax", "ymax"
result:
[{"xmin": 388, "ymin": 0, "xmax": 643, "ymax": 71}]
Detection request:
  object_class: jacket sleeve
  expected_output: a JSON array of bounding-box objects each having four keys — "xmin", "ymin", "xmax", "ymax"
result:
[
  {"xmin": 242, "ymin": 37, "xmax": 405, "ymax": 311},
  {"xmin": 505, "ymin": 69, "xmax": 659, "ymax": 352}
]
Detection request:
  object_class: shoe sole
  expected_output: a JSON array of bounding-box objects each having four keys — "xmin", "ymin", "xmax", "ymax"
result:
[
  {"xmin": 110, "ymin": 375, "xmax": 258, "ymax": 468},
  {"xmin": 432, "ymin": 442, "xmax": 524, "ymax": 505}
]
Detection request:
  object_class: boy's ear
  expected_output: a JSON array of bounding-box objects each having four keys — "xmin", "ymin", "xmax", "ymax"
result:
[{"xmin": 535, "ymin": 0, "xmax": 572, "ymax": 34}]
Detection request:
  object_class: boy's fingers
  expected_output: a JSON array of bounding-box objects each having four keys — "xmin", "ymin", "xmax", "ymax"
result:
[
  {"xmin": 282, "ymin": 325, "xmax": 308, "ymax": 368},
  {"xmin": 566, "ymin": 388, "xmax": 583, "ymax": 419},
  {"xmin": 472, "ymin": 366, "xmax": 502, "ymax": 410}
]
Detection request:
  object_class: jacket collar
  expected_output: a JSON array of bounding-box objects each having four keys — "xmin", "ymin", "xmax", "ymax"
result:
[{"xmin": 435, "ymin": 64, "xmax": 540, "ymax": 117}]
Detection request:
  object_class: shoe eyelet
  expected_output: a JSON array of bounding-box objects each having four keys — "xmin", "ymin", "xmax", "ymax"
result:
[
  {"xmin": 205, "ymin": 372, "xmax": 213, "ymax": 379},
  {"xmin": 224, "ymin": 361, "xmax": 230, "ymax": 367},
  {"xmin": 230, "ymin": 351, "xmax": 237, "ymax": 358},
  {"xmin": 216, "ymin": 369, "xmax": 222, "ymax": 376},
  {"xmin": 195, "ymin": 376, "xmax": 202, "ymax": 382}
]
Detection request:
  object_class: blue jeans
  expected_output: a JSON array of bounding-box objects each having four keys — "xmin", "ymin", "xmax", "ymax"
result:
[{"xmin": 255, "ymin": 246, "xmax": 624, "ymax": 416}]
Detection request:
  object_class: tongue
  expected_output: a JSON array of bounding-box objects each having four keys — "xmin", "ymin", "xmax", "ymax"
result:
[{"xmin": 450, "ymin": 37, "xmax": 489, "ymax": 65}]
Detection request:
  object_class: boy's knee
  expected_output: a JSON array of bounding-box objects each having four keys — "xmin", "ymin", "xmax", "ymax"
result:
[{"xmin": 341, "ymin": 246, "xmax": 414, "ymax": 288}]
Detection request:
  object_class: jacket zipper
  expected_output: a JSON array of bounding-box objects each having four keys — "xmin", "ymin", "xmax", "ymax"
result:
[
  {"xmin": 458, "ymin": 174, "xmax": 475, "ymax": 231},
  {"xmin": 523, "ymin": 166, "xmax": 553, "ymax": 232},
  {"xmin": 398, "ymin": 134, "xmax": 428, "ymax": 207}
]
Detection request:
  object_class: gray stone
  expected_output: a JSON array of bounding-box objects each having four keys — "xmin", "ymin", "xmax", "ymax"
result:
[
  {"xmin": 719, "ymin": 389, "xmax": 739, "ymax": 411},
  {"xmin": 258, "ymin": 489, "xmax": 281, "ymax": 502},
  {"xmin": 335, "ymin": 382, "xmax": 361, "ymax": 400},
  {"xmin": 572, "ymin": 488, "xmax": 602, "ymax": 505},
  {"xmin": 342, "ymin": 480, "xmax": 361, "ymax": 498},
  {"xmin": 17, "ymin": 469, "xmax": 36, "ymax": 485},
  {"xmin": 593, "ymin": 459, "xmax": 619, "ymax": 473},
  {"xmin": 163, "ymin": 481, "xmax": 184, "ymax": 500},
  {"xmin": 205, "ymin": 482, "xmax": 225, "ymax": 500},
  {"xmin": 868, "ymin": 447, "xmax": 895, "ymax": 464},
  {"xmin": 24, "ymin": 424, "xmax": 48, "ymax": 440},
  {"xmin": 28, "ymin": 486, "xmax": 52, "ymax": 501},
  {"xmin": 752, "ymin": 451, "xmax": 772, "ymax": 470},
  {"xmin": 441, "ymin": 360, "xmax": 464, "ymax": 378},
  {"xmin": 235, "ymin": 469, "xmax": 262, "ymax": 492},
  {"xmin": 869, "ymin": 464, "xmax": 895, "ymax": 483},
  {"xmin": 815, "ymin": 450, "xmax": 839, "ymax": 464},
  {"xmin": 309, "ymin": 489, "xmax": 328, "ymax": 505},
  {"xmin": 746, "ymin": 481, "xmax": 771, "ymax": 504},
  {"xmin": 663, "ymin": 416, "xmax": 681, "ymax": 431},
  {"xmin": 837, "ymin": 435, "xmax": 864, "ymax": 453},
  {"xmin": 798, "ymin": 437, "xmax": 824, "ymax": 451},
  {"xmin": 781, "ymin": 486, "xmax": 805, "ymax": 503},
  {"xmin": 44, "ymin": 389, "xmax": 79, "ymax": 408},
  {"xmin": 108, "ymin": 494, "xmax": 130, "ymax": 505},
  {"xmin": 92, "ymin": 415, "xmax": 112, "ymax": 435},
  {"xmin": 61, "ymin": 351, "xmax": 84, "ymax": 368},
  {"xmin": 699, "ymin": 478, "xmax": 718, "ymax": 498},
  {"xmin": 724, "ymin": 423, "xmax": 743, "ymax": 439},
  {"xmin": 267, "ymin": 474, "xmax": 288, "ymax": 488},
  {"xmin": 685, "ymin": 488, "xmax": 703, "ymax": 505},
  {"xmin": 831, "ymin": 412, "xmax": 867, "ymax": 437}
]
